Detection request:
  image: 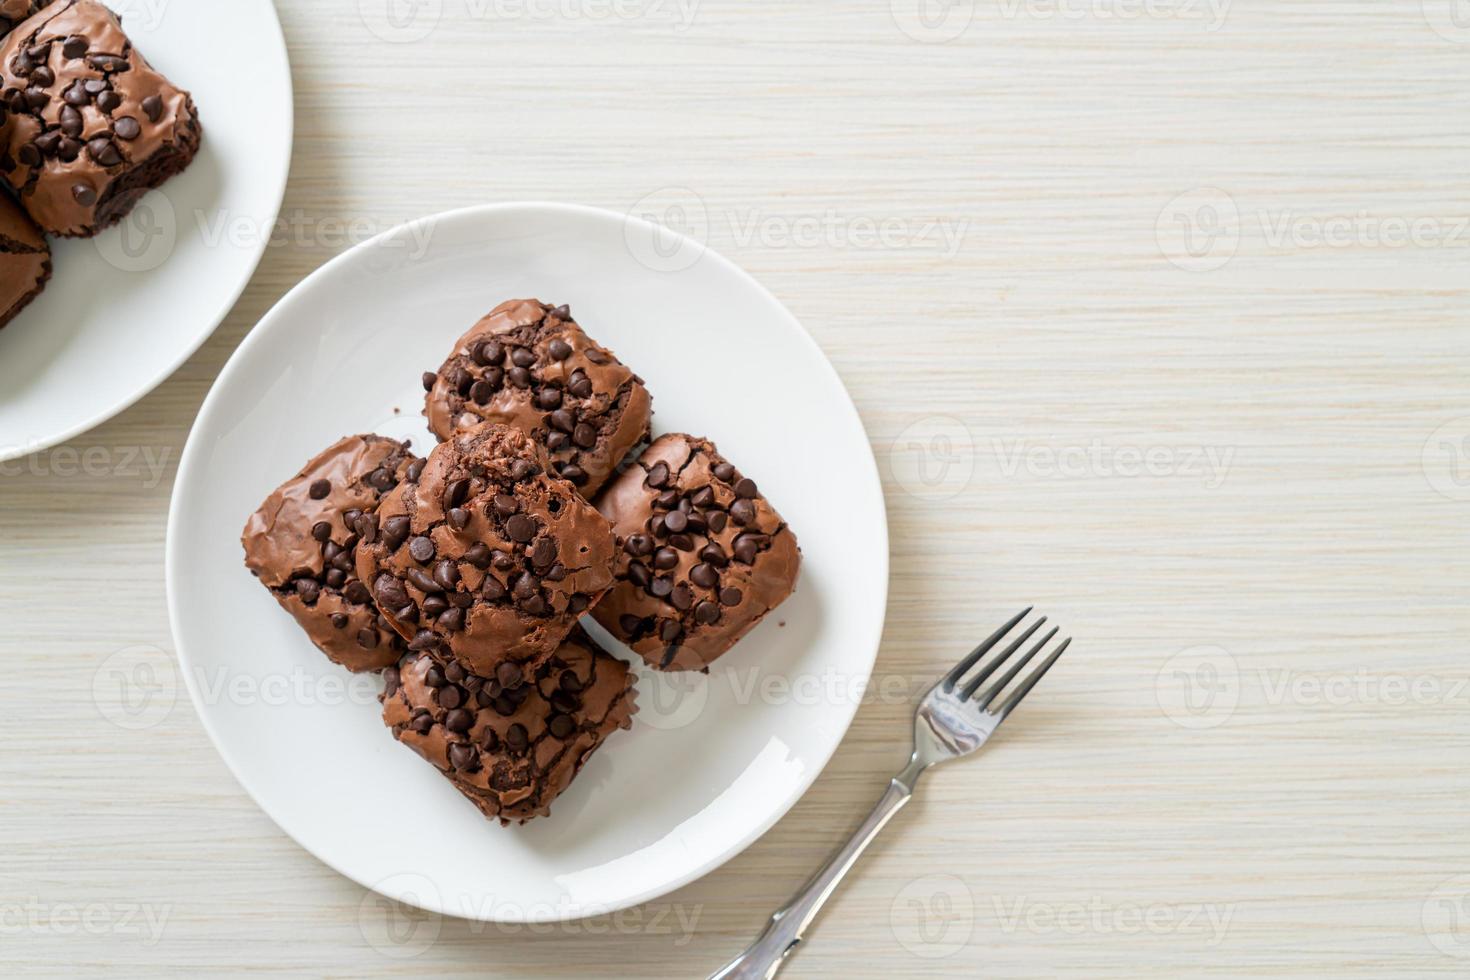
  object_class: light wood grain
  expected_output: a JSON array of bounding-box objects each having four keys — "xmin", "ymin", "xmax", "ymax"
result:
[{"xmin": 3, "ymin": 0, "xmax": 1469, "ymax": 976}]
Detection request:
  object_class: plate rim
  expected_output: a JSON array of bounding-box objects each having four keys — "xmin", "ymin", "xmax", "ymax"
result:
[
  {"xmin": 165, "ymin": 200, "xmax": 890, "ymax": 923},
  {"xmin": 0, "ymin": 0, "xmax": 295, "ymax": 463}
]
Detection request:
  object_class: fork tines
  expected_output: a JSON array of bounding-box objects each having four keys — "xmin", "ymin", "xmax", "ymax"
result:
[{"xmin": 943, "ymin": 608, "xmax": 1071, "ymax": 721}]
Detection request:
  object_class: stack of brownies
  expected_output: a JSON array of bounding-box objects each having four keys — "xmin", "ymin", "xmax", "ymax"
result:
[
  {"xmin": 0, "ymin": 0, "xmax": 201, "ymax": 328},
  {"xmin": 242, "ymin": 299, "xmax": 802, "ymax": 824}
]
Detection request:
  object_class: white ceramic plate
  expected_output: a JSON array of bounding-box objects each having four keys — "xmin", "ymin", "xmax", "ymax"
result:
[
  {"xmin": 0, "ymin": 0, "xmax": 292, "ymax": 461},
  {"xmin": 166, "ymin": 202, "xmax": 888, "ymax": 922}
]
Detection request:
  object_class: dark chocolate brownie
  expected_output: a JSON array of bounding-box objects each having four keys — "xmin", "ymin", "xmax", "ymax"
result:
[
  {"xmin": 242, "ymin": 435, "xmax": 418, "ymax": 673},
  {"xmin": 423, "ymin": 299, "xmax": 653, "ymax": 497},
  {"xmin": 0, "ymin": 1, "xmax": 54, "ymax": 42},
  {"xmin": 355, "ymin": 422, "xmax": 618, "ymax": 685},
  {"xmin": 592, "ymin": 433, "xmax": 801, "ymax": 671},
  {"xmin": 0, "ymin": 186, "xmax": 47, "ymax": 327},
  {"xmin": 382, "ymin": 626, "xmax": 638, "ymax": 824},
  {"xmin": 0, "ymin": 0, "xmax": 201, "ymax": 237}
]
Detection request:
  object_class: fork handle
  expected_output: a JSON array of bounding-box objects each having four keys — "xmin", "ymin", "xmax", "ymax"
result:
[{"xmin": 709, "ymin": 761, "xmax": 924, "ymax": 980}]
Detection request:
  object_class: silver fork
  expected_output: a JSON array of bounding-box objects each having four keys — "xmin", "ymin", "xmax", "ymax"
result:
[{"xmin": 710, "ymin": 608, "xmax": 1072, "ymax": 980}]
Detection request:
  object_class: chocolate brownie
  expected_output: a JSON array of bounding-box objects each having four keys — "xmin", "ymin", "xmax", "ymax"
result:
[
  {"xmin": 355, "ymin": 423, "xmax": 618, "ymax": 685},
  {"xmin": 0, "ymin": 1, "xmax": 54, "ymax": 42},
  {"xmin": 0, "ymin": 187, "xmax": 47, "ymax": 327},
  {"xmin": 382, "ymin": 626, "xmax": 637, "ymax": 824},
  {"xmin": 242, "ymin": 435, "xmax": 418, "ymax": 673},
  {"xmin": 0, "ymin": 0, "xmax": 201, "ymax": 237},
  {"xmin": 592, "ymin": 434, "xmax": 801, "ymax": 671},
  {"xmin": 423, "ymin": 299, "xmax": 653, "ymax": 497}
]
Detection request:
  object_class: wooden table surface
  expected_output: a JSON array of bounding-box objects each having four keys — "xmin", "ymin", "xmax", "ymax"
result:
[{"xmin": 3, "ymin": 1, "xmax": 1469, "ymax": 976}]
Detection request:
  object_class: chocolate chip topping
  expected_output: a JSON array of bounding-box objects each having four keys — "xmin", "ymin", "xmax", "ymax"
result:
[
  {"xmin": 381, "ymin": 627, "xmax": 638, "ymax": 824},
  {"xmin": 423, "ymin": 299, "xmax": 654, "ymax": 498},
  {"xmin": 355, "ymin": 422, "xmax": 617, "ymax": 685},
  {"xmin": 593, "ymin": 433, "xmax": 801, "ymax": 672},
  {"xmin": 241, "ymin": 435, "xmax": 423, "ymax": 673},
  {"xmin": 0, "ymin": 0, "xmax": 203, "ymax": 237}
]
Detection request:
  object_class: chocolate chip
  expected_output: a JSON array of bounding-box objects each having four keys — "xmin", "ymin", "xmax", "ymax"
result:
[
  {"xmin": 567, "ymin": 372, "xmax": 593, "ymax": 399},
  {"xmin": 572, "ymin": 423, "xmax": 597, "ymax": 449},
  {"xmin": 508, "ymin": 366, "xmax": 531, "ymax": 387},
  {"xmin": 650, "ymin": 577, "xmax": 674, "ymax": 598},
  {"xmin": 444, "ymin": 478, "xmax": 471, "ymax": 508},
  {"xmin": 95, "ymin": 90, "xmax": 121, "ymax": 113},
  {"xmin": 660, "ymin": 619, "xmax": 683, "ymax": 643},
  {"xmin": 585, "ymin": 348, "xmax": 610, "ymax": 364},
  {"xmin": 142, "ymin": 94, "xmax": 163, "ymax": 122},
  {"xmin": 59, "ymin": 105, "xmax": 83, "ymax": 137},
  {"xmin": 439, "ymin": 605, "xmax": 465, "ymax": 632},
  {"xmin": 618, "ymin": 614, "xmax": 644, "ymax": 635},
  {"xmin": 495, "ymin": 662, "xmax": 521, "ymax": 688},
  {"xmin": 357, "ymin": 628, "xmax": 378, "ymax": 649},
  {"xmin": 308, "ymin": 521, "xmax": 331, "ymax": 543},
  {"xmin": 549, "ymin": 304, "xmax": 571, "ymax": 320},
  {"xmin": 62, "ymin": 36, "xmax": 87, "ymax": 59},
  {"xmin": 433, "ymin": 559, "xmax": 460, "ymax": 590},
  {"xmin": 294, "ymin": 578, "xmax": 320, "ymax": 604},
  {"xmin": 84, "ymin": 79, "xmax": 107, "ymax": 95},
  {"xmin": 546, "ymin": 431, "xmax": 569, "ymax": 452},
  {"xmin": 522, "ymin": 594, "xmax": 548, "ymax": 616},
  {"xmin": 653, "ymin": 547, "xmax": 679, "ymax": 571},
  {"xmin": 408, "ymin": 567, "xmax": 442, "ymax": 595},
  {"xmin": 733, "ymin": 536, "xmax": 760, "ymax": 564},
  {"xmin": 345, "ymin": 581, "xmax": 371, "ymax": 604},
  {"xmin": 548, "ymin": 338, "xmax": 573, "ymax": 361},
  {"xmin": 567, "ymin": 594, "xmax": 590, "ymax": 613},
  {"xmin": 505, "ymin": 723, "xmax": 529, "ymax": 752},
  {"xmin": 87, "ymin": 53, "xmax": 126, "ymax": 72},
  {"xmin": 510, "ymin": 459, "xmax": 538, "ymax": 482},
  {"xmin": 86, "ymin": 138, "xmax": 121, "ymax": 167},
  {"xmin": 29, "ymin": 66, "xmax": 52, "ymax": 87},
  {"xmin": 695, "ymin": 600, "xmax": 721, "ymax": 624},
  {"xmin": 537, "ymin": 387, "xmax": 563, "ymax": 410},
  {"xmin": 530, "ymin": 538, "xmax": 557, "ymax": 569},
  {"xmin": 480, "ymin": 727, "xmax": 500, "ymax": 750},
  {"xmin": 713, "ymin": 462, "xmax": 736, "ymax": 482},
  {"xmin": 422, "ymin": 595, "xmax": 448, "ymax": 618},
  {"xmin": 560, "ymin": 672, "xmax": 583, "ymax": 693},
  {"xmin": 654, "ymin": 489, "xmax": 679, "ymax": 510},
  {"xmin": 663, "ymin": 510, "xmax": 689, "ymax": 534},
  {"xmin": 408, "ymin": 629, "xmax": 440, "ymax": 651},
  {"xmin": 646, "ymin": 462, "xmax": 670, "ymax": 488},
  {"xmin": 113, "ymin": 116, "xmax": 140, "ymax": 140},
  {"xmin": 469, "ymin": 380, "xmax": 494, "ymax": 404},
  {"xmin": 406, "ymin": 458, "xmax": 426, "ymax": 483},
  {"xmin": 448, "ymin": 744, "xmax": 479, "ymax": 771},
  {"xmin": 512, "ymin": 571, "xmax": 540, "ymax": 600},
  {"xmin": 409, "ymin": 711, "xmax": 433, "ymax": 735},
  {"xmin": 510, "ymin": 348, "xmax": 536, "ymax": 369},
  {"xmin": 462, "ymin": 543, "xmax": 491, "ymax": 569},
  {"xmin": 625, "ymin": 533, "xmax": 653, "ymax": 557},
  {"xmin": 690, "ymin": 563, "xmax": 719, "ymax": 589},
  {"xmin": 25, "ymin": 87, "xmax": 47, "ymax": 110},
  {"xmin": 548, "ymin": 714, "xmax": 575, "ymax": 738},
  {"xmin": 63, "ymin": 83, "xmax": 87, "ymax": 106},
  {"xmin": 375, "ymin": 575, "xmax": 409, "ymax": 609},
  {"xmin": 447, "ymin": 507, "xmax": 470, "ymax": 531},
  {"xmin": 307, "ymin": 479, "xmax": 330, "ymax": 499},
  {"xmin": 506, "ymin": 514, "xmax": 536, "ymax": 542},
  {"xmin": 627, "ymin": 562, "xmax": 651, "ymax": 588},
  {"xmin": 422, "ymin": 371, "xmax": 438, "ymax": 391},
  {"xmin": 691, "ymin": 486, "xmax": 716, "ymax": 508},
  {"xmin": 438, "ymin": 685, "xmax": 465, "ymax": 710},
  {"xmin": 444, "ymin": 708, "xmax": 473, "ymax": 733},
  {"xmin": 731, "ymin": 499, "xmax": 757, "ymax": 526},
  {"xmin": 474, "ymin": 340, "xmax": 504, "ymax": 365},
  {"xmin": 57, "ymin": 138, "xmax": 80, "ymax": 163},
  {"xmin": 407, "ymin": 536, "xmax": 435, "ymax": 563},
  {"xmin": 670, "ymin": 585, "xmax": 695, "ymax": 611},
  {"xmin": 700, "ymin": 543, "xmax": 728, "ymax": 567},
  {"xmin": 382, "ymin": 515, "xmax": 411, "ymax": 549}
]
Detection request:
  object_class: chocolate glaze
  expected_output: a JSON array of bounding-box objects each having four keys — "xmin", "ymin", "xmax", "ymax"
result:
[
  {"xmin": 592, "ymin": 433, "xmax": 801, "ymax": 672},
  {"xmin": 355, "ymin": 423, "xmax": 618, "ymax": 684},
  {"xmin": 0, "ymin": 0, "xmax": 201, "ymax": 236},
  {"xmin": 382, "ymin": 626, "xmax": 638, "ymax": 824},
  {"xmin": 0, "ymin": 187, "xmax": 46, "ymax": 327},
  {"xmin": 424, "ymin": 299, "xmax": 653, "ymax": 497},
  {"xmin": 241, "ymin": 435, "xmax": 416, "ymax": 673}
]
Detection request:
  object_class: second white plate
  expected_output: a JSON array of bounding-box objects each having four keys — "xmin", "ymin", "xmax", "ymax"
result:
[
  {"xmin": 0, "ymin": 0, "xmax": 292, "ymax": 460},
  {"xmin": 166, "ymin": 202, "xmax": 888, "ymax": 922}
]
